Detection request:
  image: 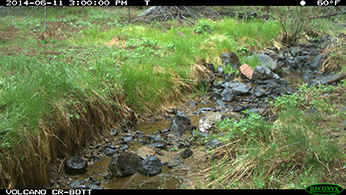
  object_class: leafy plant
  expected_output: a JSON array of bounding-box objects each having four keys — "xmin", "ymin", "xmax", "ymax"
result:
[{"xmin": 194, "ymin": 19, "xmax": 214, "ymax": 34}]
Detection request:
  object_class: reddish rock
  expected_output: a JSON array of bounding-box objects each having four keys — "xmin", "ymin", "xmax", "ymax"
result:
[{"xmin": 239, "ymin": 64, "xmax": 253, "ymax": 80}]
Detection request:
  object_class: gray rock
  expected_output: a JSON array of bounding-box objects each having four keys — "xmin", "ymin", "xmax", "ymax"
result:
[
  {"xmin": 221, "ymin": 88, "xmax": 235, "ymax": 102},
  {"xmin": 252, "ymin": 66, "xmax": 280, "ymax": 82},
  {"xmin": 246, "ymin": 108, "xmax": 263, "ymax": 115},
  {"xmin": 289, "ymin": 46, "xmax": 301, "ymax": 56},
  {"xmin": 64, "ymin": 156, "xmax": 88, "ymax": 175},
  {"xmin": 139, "ymin": 156, "xmax": 162, "ymax": 176},
  {"xmin": 314, "ymin": 74, "xmax": 342, "ymax": 84},
  {"xmin": 68, "ymin": 179, "xmax": 87, "ymax": 189},
  {"xmin": 253, "ymin": 87, "xmax": 266, "ymax": 97},
  {"xmin": 108, "ymin": 151, "xmax": 142, "ymax": 177},
  {"xmin": 86, "ymin": 182, "xmax": 104, "ymax": 189},
  {"xmin": 205, "ymin": 139, "xmax": 221, "ymax": 150},
  {"xmin": 257, "ymin": 54, "xmax": 279, "ymax": 72},
  {"xmin": 168, "ymin": 110, "xmax": 191, "ymax": 137},
  {"xmin": 309, "ymin": 55, "xmax": 324, "ymax": 71},
  {"xmin": 215, "ymin": 99, "xmax": 226, "ymax": 107},
  {"xmin": 216, "ymin": 65, "xmax": 224, "ymax": 74},
  {"xmin": 103, "ymin": 147, "xmax": 118, "ymax": 156},
  {"xmin": 222, "ymin": 81, "xmax": 250, "ymax": 94},
  {"xmin": 145, "ymin": 135, "xmax": 163, "ymax": 144}
]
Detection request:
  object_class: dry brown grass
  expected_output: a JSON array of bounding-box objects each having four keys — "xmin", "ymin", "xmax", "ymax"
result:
[{"xmin": 0, "ymin": 87, "xmax": 136, "ymax": 188}]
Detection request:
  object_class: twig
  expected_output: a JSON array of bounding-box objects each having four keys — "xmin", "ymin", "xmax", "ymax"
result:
[
  {"xmin": 314, "ymin": 152, "xmax": 330, "ymax": 173},
  {"xmin": 276, "ymin": 142, "xmax": 301, "ymax": 152}
]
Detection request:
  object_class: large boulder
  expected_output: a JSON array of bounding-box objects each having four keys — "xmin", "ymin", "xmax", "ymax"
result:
[
  {"xmin": 139, "ymin": 156, "xmax": 162, "ymax": 176},
  {"xmin": 64, "ymin": 156, "xmax": 88, "ymax": 175},
  {"xmin": 108, "ymin": 151, "xmax": 142, "ymax": 177},
  {"xmin": 168, "ymin": 110, "xmax": 191, "ymax": 137}
]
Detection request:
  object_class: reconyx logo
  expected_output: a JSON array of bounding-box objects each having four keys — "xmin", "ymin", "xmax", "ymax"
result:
[{"xmin": 306, "ymin": 183, "xmax": 344, "ymax": 195}]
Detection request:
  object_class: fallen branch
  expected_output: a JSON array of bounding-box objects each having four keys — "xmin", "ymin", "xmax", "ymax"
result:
[
  {"xmin": 308, "ymin": 11, "xmax": 346, "ymax": 19},
  {"xmin": 321, "ymin": 74, "xmax": 346, "ymax": 85}
]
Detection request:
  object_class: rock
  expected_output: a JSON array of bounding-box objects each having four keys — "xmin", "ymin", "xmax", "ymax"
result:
[
  {"xmin": 253, "ymin": 87, "xmax": 266, "ymax": 98},
  {"xmin": 135, "ymin": 130, "xmax": 145, "ymax": 139},
  {"xmin": 123, "ymin": 136, "xmax": 133, "ymax": 143},
  {"xmin": 289, "ymin": 46, "xmax": 301, "ymax": 56},
  {"xmin": 147, "ymin": 142, "xmax": 166, "ymax": 149},
  {"xmin": 209, "ymin": 92, "xmax": 222, "ymax": 101},
  {"xmin": 313, "ymin": 74, "xmax": 342, "ymax": 85},
  {"xmin": 233, "ymin": 105, "xmax": 245, "ymax": 112},
  {"xmin": 168, "ymin": 110, "xmax": 191, "ymax": 137},
  {"xmin": 252, "ymin": 66, "xmax": 280, "ymax": 82},
  {"xmin": 245, "ymin": 108, "xmax": 263, "ymax": 115},
  {"xmin": 139, "ymin": 156, "xmax": 162, "ymax": 176},
  {"xmin": 205, "ymin": 139, "xmax": 221, "ymax": 150},
  {"xmin": 68, "ymin": 179, "xmax": 87, "ymax": 189},
  {"xmin": 221, "ymin": 88, "xmax": 235, "ymax": 102},
  {"xmin": 309, "ymin": 55, "xmax": 324, "ymax": 71},
  {"xmin": 257, "ymin": 54, "xmax": 279, "ymax": 72},
  {"xmin": 215, "ymin": 99, "xmax": 226, "ymax": 107},
  {"xmin": 86, "ymin": 183, "xmax": 104, "ymax": 189},
  {"xmin": 64, "ymin": 156, "xmax": 88, "ymax": 175},
  {"xmin": 145, "ymin": 135, "xmax": 163, "ymax": 144},
  {"xmin": 103, "ymin": 147, "xmax": 118, "ymax": 156},
  {"xmin": 216, "ymin": 65, "xmax": 224, "ymax": 74},
  {"xmin": 307, "ymin": 80, "xmax": 323, "ymax": 88},
  {"xmin": 180, "ymin": 148, "xmax": 193, "ymax": 159},
  {"xmin": 239, "ymin": 64, "xmax": 253, "ymax": 80},
  {"xmin": 108, "ymin": 151, "xmax": 142, "ymax": 177},
  {"xmin": 189, "ymin": 101, "xmax": 198, "ymax": 107},
  {"xmin": 110, "ymin": 128, "xmax": 118, "ymax": 136},
  {"xmin": 220, "ymin": 52, "xmax": 241, "ymax": 69},
  {"xmin": 223, "ymin": 81, "xmax": 250, "ymax": 94}
]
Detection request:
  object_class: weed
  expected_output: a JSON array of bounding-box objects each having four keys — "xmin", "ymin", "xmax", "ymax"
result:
[{"xmin": 194, "ymin": 19, "xmax": 214, "ymax": 34}]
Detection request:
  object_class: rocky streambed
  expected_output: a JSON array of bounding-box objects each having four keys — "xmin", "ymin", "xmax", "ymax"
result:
[{"xmin": 47, "ymin": 34, "xmax": 346, "ymax": 189}]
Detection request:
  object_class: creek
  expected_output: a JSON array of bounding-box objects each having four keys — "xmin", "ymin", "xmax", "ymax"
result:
[{"xmin": 48, "ymin": 34, "xmax": 345, "ymax": 189}]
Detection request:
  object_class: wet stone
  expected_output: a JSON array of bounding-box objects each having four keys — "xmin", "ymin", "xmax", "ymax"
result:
[
  {"xmin": 108, "ymin": 151, "xmax": 142, "ymax": 177},
  {"xmin": 103, "ymin": 147, "xmax": 118, "ymax": 156},
  {"xmin": 309, "ymin": 55, "xmax": 324, "ymax": 71},
  {"xmin": 180, "ymin": 148, "xmax": 193, "ymax": 159},
  {"xmin": 221, "ymin": 88, "xmax": 235, "ymax": 102},
  {"xmin": 223, "ymin": 81, "xmax": 250, "ymax": 94},
  {"xmin": 64, "ymin": 156, "xmax": 88, "ymax": 175},
  {"xmin": 204, "ymin": 139, "xmax": 221, "ymax": 150},
  {"xmin": 68, "ymin": 179, "xmax": 87, "ymax": 189},
  {"xmin": 139, "ymin": 156, "xmax": 162, "ymax": 176}
]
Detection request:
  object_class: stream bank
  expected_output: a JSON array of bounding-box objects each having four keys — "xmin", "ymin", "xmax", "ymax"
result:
[{"xmin": 47, "ymin": 34, "xmax": 345, "ymax": 189}]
